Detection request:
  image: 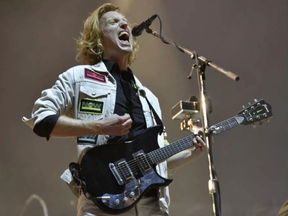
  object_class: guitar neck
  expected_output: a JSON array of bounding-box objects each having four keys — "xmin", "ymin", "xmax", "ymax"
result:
[
  {"xmin": 147, "ymin": 115, "xmax": 244, "ymax": 164},
  {"xmin": 147, "ymin": 133, "xmax": 195, "ymax": 164},
  {"xmin": 212, "ymin": 115, "xmax": 244, "ymax": 135}
]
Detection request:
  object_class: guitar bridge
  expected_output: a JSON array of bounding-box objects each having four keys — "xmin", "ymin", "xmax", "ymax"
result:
[{"xmin": 109, "ymin": 163, "xmax": 124, "ymax": 185}]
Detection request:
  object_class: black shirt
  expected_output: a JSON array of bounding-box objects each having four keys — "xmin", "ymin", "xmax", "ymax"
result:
[{"xmin": 103, "ymin": 60, "xmax": 146, "ymax": 143}]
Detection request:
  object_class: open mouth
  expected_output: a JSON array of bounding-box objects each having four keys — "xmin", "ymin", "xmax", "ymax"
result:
[{"xmin": 118, "ymin": 31, "xmax": 130, "ymax": 43}]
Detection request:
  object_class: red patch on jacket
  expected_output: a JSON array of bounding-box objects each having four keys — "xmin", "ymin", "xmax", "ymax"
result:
[{"xmin": 84, "ymin": 68, "xmax": 106, "ymax": 83}]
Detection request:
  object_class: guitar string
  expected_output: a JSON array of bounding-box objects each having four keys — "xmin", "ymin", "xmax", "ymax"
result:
[
  {"xmin": 118, "ymin": 114, "xmax": 267, "ymax": 176},
  {"xmin": 116, "ymin": 109, "xmax": 267, "ymax": 172},
  {"xmin": 117, "ymin": 132, "xmax": 203, "ymax": 173},
  {"xmin": 115, "ymin": 117, "xmax": 240, "ymax": 176},
  {"xmin": 116, "ymin": 140, "xmax": 190, "ymax": 176},
  {"xmin": 119, "ymin": 120, "xmax": 238, "ymax": 174},
  {"xmin": 123, "ymin": 117, "xmax": 238, "ymax": 170},
  {"xmin": 116, "ymin": 137, "xmax": 195, "ymax": 175}
]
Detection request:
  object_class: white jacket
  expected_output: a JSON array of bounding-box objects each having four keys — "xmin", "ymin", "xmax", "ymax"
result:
[{"xmin": 22, "ymin": 61, "xmax": 171, "ymax": 215}]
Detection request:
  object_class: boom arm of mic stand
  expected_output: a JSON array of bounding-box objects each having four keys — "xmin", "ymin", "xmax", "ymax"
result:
[{"xmin": 146, "ymin": 28, "xmax": 240, "ymax": 81}]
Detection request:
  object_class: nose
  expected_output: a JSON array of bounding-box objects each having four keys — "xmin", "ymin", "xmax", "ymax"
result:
[{"xmin": 120, "ymin": 22, "xmax": 128, "ymax": 30}]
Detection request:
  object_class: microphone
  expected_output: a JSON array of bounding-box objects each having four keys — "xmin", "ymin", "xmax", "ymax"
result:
[{"xmin": 132, "ymin": 14, "xmax": 157, "ymax": 37}]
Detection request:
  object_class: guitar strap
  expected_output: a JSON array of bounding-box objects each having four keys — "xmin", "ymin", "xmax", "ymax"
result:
[{"xmin": 143, "ymin": 94, "xmax": 163, "ymax": 132}]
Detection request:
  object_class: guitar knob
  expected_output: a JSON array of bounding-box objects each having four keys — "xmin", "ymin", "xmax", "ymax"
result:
[
  {"xmin": 123, "ymin": 197, "xmax": 129, "ymax": 203},
  {"xmin": 129, "ymin": 191, "xmax": 135, "ymax": 198},
  {"xmin": 114, "ymin": 199, "xmax": 120, "ymax": 206},
  {"xmin": 254, "ymin": 99, "xmax": 258, "ymax": 102}
]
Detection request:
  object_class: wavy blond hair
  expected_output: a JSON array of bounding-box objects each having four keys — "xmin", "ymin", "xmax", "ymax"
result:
[{"xmin": 76, "ymin": 3, "xmax": 139, "ymax": 66}]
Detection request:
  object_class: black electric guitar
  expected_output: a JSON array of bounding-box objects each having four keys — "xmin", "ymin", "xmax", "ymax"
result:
[{"xmin": 77, "ymin": 99, "xmax": 272, "ymax": 214}]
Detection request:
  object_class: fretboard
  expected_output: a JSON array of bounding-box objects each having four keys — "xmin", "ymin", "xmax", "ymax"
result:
[
  {"xmin": 212, "ymin": 115, "xmax": 244, "ymax": 135},
  {"xmin": 147, "ymin": 133, "xmax": 196, "ymax": 164},
  {"xmin": 147, "ymin": 115, "xmax": 244, "ymax": 164}
]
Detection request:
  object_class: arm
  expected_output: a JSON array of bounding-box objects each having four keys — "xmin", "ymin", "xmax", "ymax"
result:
[
  {"xmin": 50, "ymin": 114, "xmax": 132, "ymax": 137},
  {"xmin": 24, "ymin": 67, "xmax": 132, "ymax": 138}
]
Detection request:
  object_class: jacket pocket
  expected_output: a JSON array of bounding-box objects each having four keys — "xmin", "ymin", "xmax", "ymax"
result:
[
  {"xmin": 77, "ymin": 86, "xmax": 110, "ymax": 119},
  {"xmin": 79, "ymin": 85, "xmax": 111, "ymax": 99}
]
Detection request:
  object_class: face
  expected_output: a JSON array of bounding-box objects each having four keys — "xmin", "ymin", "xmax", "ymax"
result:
[{"xmin": 100, "ymin": 11, "xmax": 133, "ymax": 58}]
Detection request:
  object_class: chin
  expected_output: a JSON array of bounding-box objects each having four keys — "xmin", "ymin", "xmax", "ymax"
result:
[{"xmin": 118, "ymin": 46, "xmax": 132, "ymax": 54}]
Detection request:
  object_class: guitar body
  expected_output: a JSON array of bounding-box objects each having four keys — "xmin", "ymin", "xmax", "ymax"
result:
[{"xmin": 79, "ymin": 125, "xmax": 172, "ymax": 214}]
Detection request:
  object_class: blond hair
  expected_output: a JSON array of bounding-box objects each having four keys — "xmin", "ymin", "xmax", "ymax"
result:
[{"xmin": 76, "ymin": 3, "xmax": 139, "ymax": 65}]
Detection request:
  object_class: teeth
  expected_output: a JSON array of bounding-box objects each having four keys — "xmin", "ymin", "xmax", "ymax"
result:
[{"xmin": 119, "ymin": 32, "xmax": 129, "ymax": 37}]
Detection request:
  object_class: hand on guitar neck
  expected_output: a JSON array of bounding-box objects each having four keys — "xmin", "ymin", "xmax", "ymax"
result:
[{"xmin": 167, "ymin": 136, "xmax": 207, "ymax": 170}]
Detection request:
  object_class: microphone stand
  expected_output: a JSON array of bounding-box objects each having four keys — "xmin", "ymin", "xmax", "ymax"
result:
[{"xmin": 145, "ymin": 27, "xmax": 239, "ymax": 216}]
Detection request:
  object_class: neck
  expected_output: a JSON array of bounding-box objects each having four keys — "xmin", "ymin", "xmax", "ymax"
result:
[{"xmin": 103, "ymin": 52, "xmax": 129, "ymax": 71}]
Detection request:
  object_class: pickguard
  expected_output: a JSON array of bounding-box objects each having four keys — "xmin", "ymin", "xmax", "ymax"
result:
[{"xmin": 101, "ymin": 168, "xmax": 165, "ymax": 209}]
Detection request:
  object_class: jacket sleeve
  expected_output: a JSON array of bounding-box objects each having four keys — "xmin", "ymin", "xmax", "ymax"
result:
[{"xmin": 22, "ymin": 68, "xmax": 75, "ymax": 129}]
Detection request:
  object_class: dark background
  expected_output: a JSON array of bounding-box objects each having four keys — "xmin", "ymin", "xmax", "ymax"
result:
[{"xmin": 0, "ymin": 0, "xmax": 287, "ymax": 215}]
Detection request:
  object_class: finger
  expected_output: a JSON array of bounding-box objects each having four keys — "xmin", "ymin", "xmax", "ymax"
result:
[
  {"xmin": 111, "ymin": 125, "xmax": 129, "ymax": 136},
  {"xmin": 196, "ymin": 136, "xmax": 206, "ymax": 147},
  {"xmin": 113, "ymin": 114, "xmax": 130, "ymax": 125},
  {"xmin": 122, "ymin": 113, "xmax": 131, "ymax": 121},
  {"xmin": 192, "ymin": 137, "xmax": 206, "ymax": 150},
  {"xmin": 192, "ymin": 138, "xmax": 200, "ymax": 149},
  {"xmin": 192, "ymin": 137, "xmax": 199, "ymax": 145},
  {"xmin": 122, "ymin": 119, "xmax": 132, "ymax": 130},
  {"xmin": 118, "ymin": 128, "xmax": 130, "ymax": 136},
  {"xmin": 122, "ymin": 118, "xmax": 132, "ymax": 126}
]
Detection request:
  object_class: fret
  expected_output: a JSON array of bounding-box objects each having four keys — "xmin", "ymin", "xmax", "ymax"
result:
[
  {"xmin": 214, "ymin": 116, "xmax": 240, "ymax": 135},
  {"xmin": 147, "ymin": 134, "xmax": 195, "ymax": 164}
]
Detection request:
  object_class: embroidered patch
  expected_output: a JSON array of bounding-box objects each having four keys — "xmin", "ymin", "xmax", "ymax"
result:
[
  {"xmin": 79, "ymin": 98, "xmax": 104, "ymax": 114},
  {"xmin": 77, "ymin": 135, "xmax": 98, "ymax": 145},
  {"xmin": 84, "ymin": 68, "xmax": 106, "ymax": 83}
]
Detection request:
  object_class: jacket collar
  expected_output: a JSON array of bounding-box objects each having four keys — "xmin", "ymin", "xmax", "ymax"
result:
[
  {"xmin": 91, "ymin": 61, "xmax": 144, "ymax": 89},
  {"xmin": 91, "ymin": 61, "xmax": 110, "ymax": 74}
]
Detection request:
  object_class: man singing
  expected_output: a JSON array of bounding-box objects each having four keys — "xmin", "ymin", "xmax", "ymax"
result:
[{"xmin": 23, "ymin": 3, "xmax": 206, "ymax": 216}]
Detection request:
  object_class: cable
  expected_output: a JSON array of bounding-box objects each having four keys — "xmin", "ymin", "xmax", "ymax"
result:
[{"xmin": 18, "ymin": 194, "xmax": 48, "ymax": 216}]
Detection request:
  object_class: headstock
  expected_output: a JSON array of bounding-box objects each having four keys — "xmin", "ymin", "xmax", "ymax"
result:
[{"xmin": 238, "ymin": 99, "xmax": 273, "ymax": 126}]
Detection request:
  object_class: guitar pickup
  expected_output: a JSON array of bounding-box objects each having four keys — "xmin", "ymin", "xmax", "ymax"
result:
[
  {"xmin": 135, "ymin": 152, "xmax": 151, "ymax": 173},
  {"xmin": 117, "ymin": 160, "xmax": 134, "ymax": 181}
]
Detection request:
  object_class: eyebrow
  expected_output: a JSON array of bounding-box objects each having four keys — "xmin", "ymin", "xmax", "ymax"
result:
[{"xmin": 107, "ymin": 17, "xmax": 128, "ymax": 22}]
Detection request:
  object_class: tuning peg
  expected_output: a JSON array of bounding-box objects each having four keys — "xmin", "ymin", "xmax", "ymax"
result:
[
  {"xmin": 248, "ymin": 102, "xmax": 251, "ymax": 105},
  {"xmin": 242, "ymin": 105, "xmax": 246, "ymax": 109},
  {"xmin": 266, "ymin": 118, "xmax": 270, "ymax": 122},
  {"xmin": 254, "ymin": 99, "xmax": 258, "ymax": 102}
]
